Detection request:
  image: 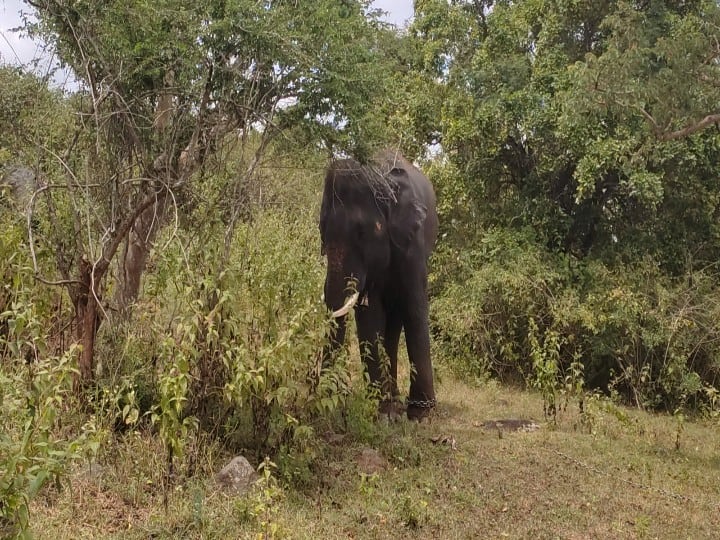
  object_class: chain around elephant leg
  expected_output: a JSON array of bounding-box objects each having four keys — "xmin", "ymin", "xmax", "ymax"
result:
[{"xmin": 406, "ymin": 397, "xmax": 436, "ymax": 421}]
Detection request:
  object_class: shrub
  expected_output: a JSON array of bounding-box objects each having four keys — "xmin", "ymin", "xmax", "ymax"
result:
[
  {"xmin": 432, "ymin": 228, "xmax": 720, "ymax": 412},
  {"xmin": 103, "ymin": 207, "xmax": 361, "ymax": 476},
  {"xmin": 431, "ymin": 227, "xmax": 569, "ymax": 384},
  {"xmin": 0, "ymin": 228, "xmax": 99, "ymax": 538},
  {"xmin": 0, "ymin": 348, "xmax": 100, "ymax": 538}
]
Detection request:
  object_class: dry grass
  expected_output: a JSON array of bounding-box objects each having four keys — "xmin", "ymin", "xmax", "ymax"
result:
[{"xmin": 31, "ymin": 376, "xmax": 720, "ymax": 539}]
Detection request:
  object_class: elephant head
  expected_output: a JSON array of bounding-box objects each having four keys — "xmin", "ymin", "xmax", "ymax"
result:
[{"xmin": 319, "ymin": 158, "xmax": 428, "ymax": 326}]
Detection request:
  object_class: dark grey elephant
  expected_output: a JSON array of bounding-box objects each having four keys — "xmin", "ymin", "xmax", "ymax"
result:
[{"xmin": 319, "ymin": 150, "xmax": 438, "ymax": 420}]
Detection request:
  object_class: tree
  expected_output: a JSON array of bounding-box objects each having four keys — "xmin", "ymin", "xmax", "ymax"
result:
[
  {"xmin": 22, "ymin": 0, "xmax": 394, "ymax": 388},
  {"xmin": 412, "ymin": 0, "xmax": 720, "ymax": 268}
]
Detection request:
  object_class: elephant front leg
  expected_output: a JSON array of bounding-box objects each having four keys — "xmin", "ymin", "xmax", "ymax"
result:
[{"xmin": 403, "ymin": 294, "xmax": 436, "ymax": 421}]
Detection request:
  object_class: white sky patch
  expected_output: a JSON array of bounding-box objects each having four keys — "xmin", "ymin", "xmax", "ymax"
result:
[
  {"xmin": 1, "ymin": 0, "xmax": 36, "ymax": 64},
  {"xmin": 0, "ymin": 0, "xmax": 77, "ymax": 89},
  {"xmin": 372, "ymin": 0, "xmax": 414, "ymax": 26}
]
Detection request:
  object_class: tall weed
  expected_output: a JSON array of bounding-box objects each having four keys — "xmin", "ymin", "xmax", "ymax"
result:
[
  {"xmin": 111, "ymin": 208, "xmax": 359, "ymax": 472},
  {"xmin": 1, "ymin": 282, "xmax": 99, "ymax": 538},
  {"xmin": 0, "ymin": 215, "xmax": 100, "ymax": 538}
]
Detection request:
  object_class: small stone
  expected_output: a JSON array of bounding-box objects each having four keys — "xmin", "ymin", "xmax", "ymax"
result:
[{"xmin": 215, "ymin": 456, "xmax": 259, "ymax": 494}]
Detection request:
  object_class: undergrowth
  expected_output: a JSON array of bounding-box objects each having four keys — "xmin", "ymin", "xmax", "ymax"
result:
[{"xmin": 432, "ymin": 227, "xmax": 720, "ymax": 413}]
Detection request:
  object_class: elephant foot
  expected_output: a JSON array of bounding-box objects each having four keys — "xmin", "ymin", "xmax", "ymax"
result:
[
  {"xmin": 406, "ymin": 398, "xmax": 436, "ymax": 422},
  {"xmin": 378, "ymin": 398, "xmax": 406, "ymax": 422}
]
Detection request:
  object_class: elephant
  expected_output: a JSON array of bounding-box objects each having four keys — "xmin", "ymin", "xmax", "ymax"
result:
[{"xmin": 319, "ymin": 150, "xmax": 438, "ymax": 421}]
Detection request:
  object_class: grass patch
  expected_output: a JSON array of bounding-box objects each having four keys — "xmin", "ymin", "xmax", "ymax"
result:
[{"xmin": 30, "ymin": 375, "xmax": 720, "ymax": 539}]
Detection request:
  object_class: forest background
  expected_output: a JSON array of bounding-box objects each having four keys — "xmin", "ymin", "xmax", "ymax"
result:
[{"xmin": 2, "ymin": 1, "xmax": 720, "ymax": 537}]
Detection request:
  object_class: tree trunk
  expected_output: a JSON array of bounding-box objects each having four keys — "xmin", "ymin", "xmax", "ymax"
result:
[
  {"xmin": 78, "ymin": 293, "xmax": 98, "ymax": 383},
  {"xmin": 70, "ymin": 182, "xmax": 172, "ymax": 391},
  {"xmin": 115, "ymin": 193, "xmax": 169, "ymax": 310},
  {"xmin": 73, "ymin": 258, "xmax": 102, "ymax": 388}
]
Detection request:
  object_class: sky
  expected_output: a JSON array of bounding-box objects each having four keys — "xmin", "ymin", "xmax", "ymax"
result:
[
  {"xmin": 372, "ymin": 0, "xmax": 415, "ymax": 26},
  {"xmin": 0, "ymin": 0, "xmax": 43, "ymax": 66},
  {"xmin": 0, "ymin": 0, "xmax": 415, "ymax": 85}
]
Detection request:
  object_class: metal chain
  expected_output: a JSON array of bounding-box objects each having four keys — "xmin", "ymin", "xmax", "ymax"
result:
[
  {"xmin": 406, "ymin": 398, "xmax": 437, "ymax": 409},
  {"xmin": 549, "ymin": 448, "xmax": 697, "ymax": 504}
]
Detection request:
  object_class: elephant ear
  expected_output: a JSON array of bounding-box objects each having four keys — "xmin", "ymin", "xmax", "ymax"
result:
[
  {"xmin": 389, "ymin": 172, "xmax": 427, "ymax": 252},
  {"xmin": 319, "ymin": 186, "xmax": 330, "ymax": 255},
  {"xmin": 319, "ymin": 213, "xmax": 327, "ymax": 255}
]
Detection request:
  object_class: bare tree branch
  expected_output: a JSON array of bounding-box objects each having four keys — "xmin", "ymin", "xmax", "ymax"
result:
[
  {"xmin": 659, "ymin": 113, "xmax": 720, "ymax": 141},
  {"xmin": 26, "ymin": 183, "xmax": 98, "ymax": 280},
  {"xmin": 97, "ymin": 186, "xmax": 169, "ymax": 275}
]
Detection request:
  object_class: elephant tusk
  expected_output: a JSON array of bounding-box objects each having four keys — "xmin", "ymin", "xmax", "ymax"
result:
[{"xmin": 331, "ymin": 292, "xmax": 359, "ymax": 318}]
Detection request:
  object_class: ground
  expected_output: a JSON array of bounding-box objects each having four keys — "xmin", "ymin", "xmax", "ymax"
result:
[{"xmin": 31, "ymin": 376, "xmax": 720, "ymax": 539}]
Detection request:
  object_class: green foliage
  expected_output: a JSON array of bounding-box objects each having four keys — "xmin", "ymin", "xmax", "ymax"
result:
[
  {"xmin": 432, "ymin": 227, "xmax": 569, "ymax": 383},
  {"xmin": 233, "ymin": 458, "xmax": 284, "ymax": 539},
  {"xmin": 0, "ymin": 348, "xmax": 100, "ymax": 539},
  {"xmin": 0, "ymin": 278, "xmax": 100, "ymax": 539},
  {"xmin": 151, "ymin": 327, "xmax": 199, "ymax": 477},
  {"xmin": 399, "ymin": 494, "xmax": 429, "ymax": 530},
  {"xmin": 120, "ymin": 204, "xmax": 355, "ymax": 466},
  {"xmin": 14, "ymin": 0, "xmax": 407, "ymax": 394},
  {"xmin": 3, "ymin": 0, "xmax": 401, "ymax": 510},
  {"xmin": 432, "ymin": 229, "xmax": 720, "ymax": 411},
  {"xmin": 0, "ymin": 215, "xmax": 98, "ymax": 538},
  {"xmin": 529, "ymin": 318, "xmax": 561, "ymax": 422},
  {"xmin": 413, "ymin": 0, "xmax": 720, "ymax": 268},
  {"xmin": 0, "ymin": 66, "xmax": 72, "ymax": 173},
  {"xmin": 215, "ymin": 212, "xmax": 345, "ymax": 449},
  {"xmin": 31, "ymin": 0, "xmax": 398, "ymax": 159},
  {"xmin": 412, "ymin": 0, "xmax": 720, "ymax": 419}
]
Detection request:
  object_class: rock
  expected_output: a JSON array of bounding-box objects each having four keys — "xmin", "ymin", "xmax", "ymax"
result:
[
  {"xmin": 1, "ymin": 165, "xmax": 35, "ymax": 209},
  {"xmin": 215, "ymin": 456, "xmax": 258, "ymax": 494},
  {"xmin": 430, "ymin": 434, "xmax": 458, "ymax": 450},
  {"xmin": 356, "ymin": 447, "xmax": 388, "ymax": 475}
]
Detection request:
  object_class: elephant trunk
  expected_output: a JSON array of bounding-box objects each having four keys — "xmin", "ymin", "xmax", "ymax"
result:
[
  {"xmin": 322, "ymin": 272, "xmax": 349, "ymax": 367},
  {"xmin": 322, "ymin": 267, "xmax": 363, "ymax": 366},
  {"xmin": 323, "ymin": 264, "xmax": 364, "ymax": 317},
  {"xmin": 321, "ymin": 312, "xmax": 346, "ymax": 369}
]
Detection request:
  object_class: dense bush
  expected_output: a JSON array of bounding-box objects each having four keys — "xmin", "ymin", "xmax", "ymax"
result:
[
  {"xmin": 431, "ymin": 228, "xmax": 720, "ymax": 412},
  {"xmin": 0, "ymin": 348, "xmax": 100, "ymax": 538},
  {"xmin": 95, "ymin": 206, "xmax": 365, "ymax": 465},
  {"xmin": 0, "ymin": 216, "xmax": 99, "ymax": 538}
]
